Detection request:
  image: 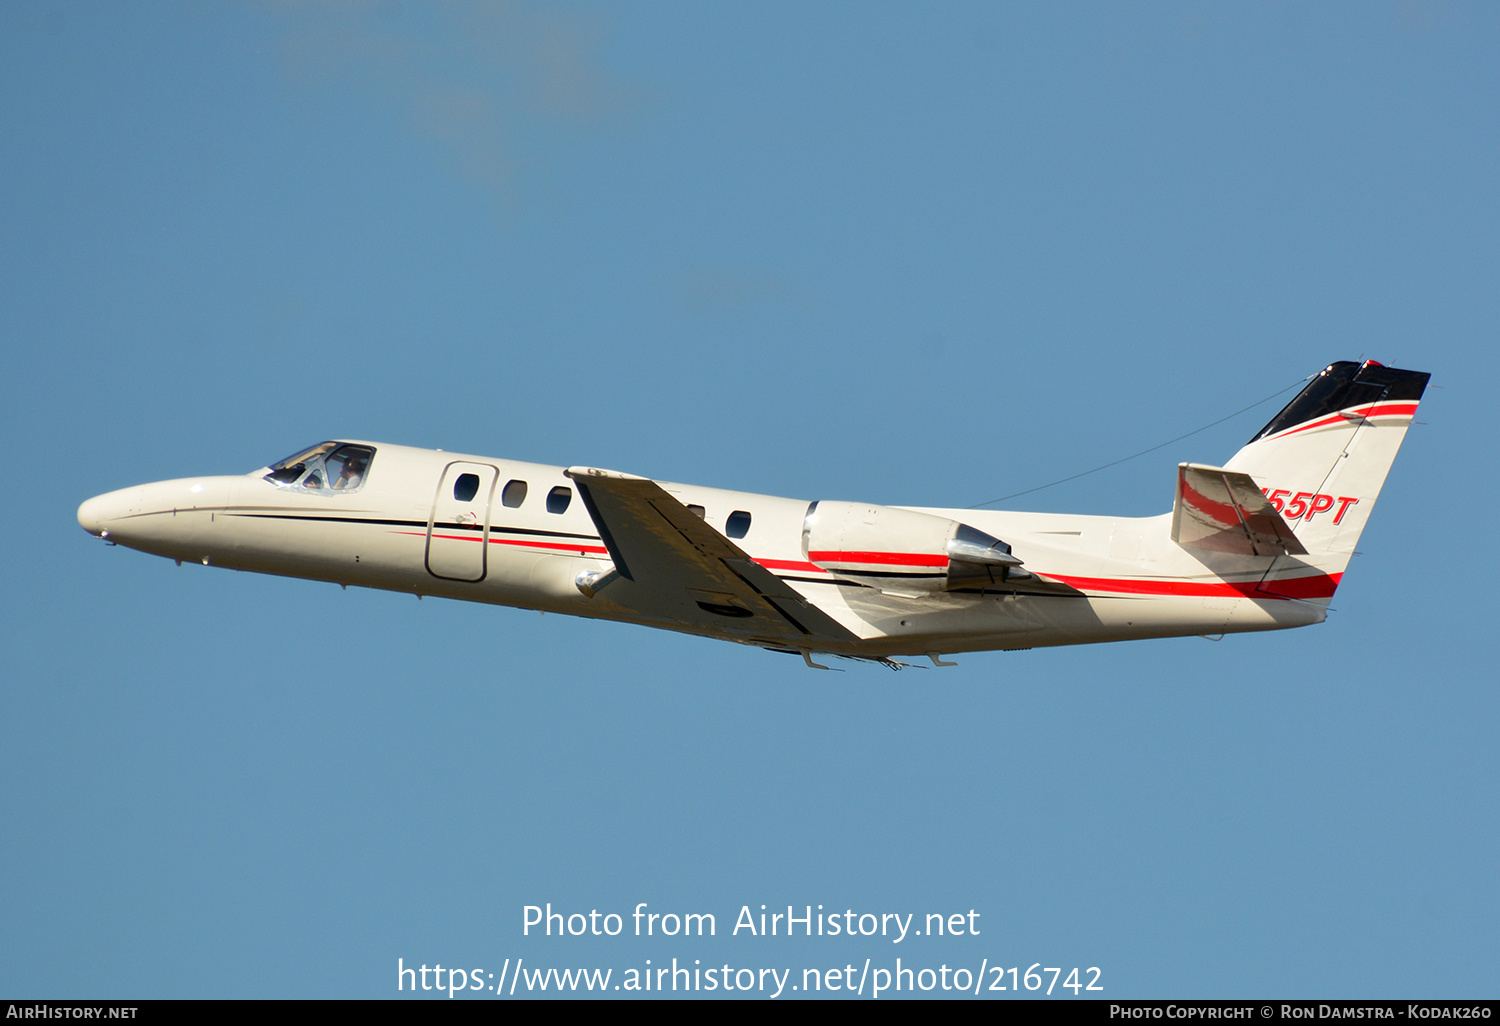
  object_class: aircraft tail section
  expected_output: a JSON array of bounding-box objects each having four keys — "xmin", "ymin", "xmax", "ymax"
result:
[{"xmin": 1221, "ymin": 360, "xmax": 1429, "ymax": 580}]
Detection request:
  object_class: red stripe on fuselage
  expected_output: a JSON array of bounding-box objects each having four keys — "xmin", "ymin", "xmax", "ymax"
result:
[
  {"xmin": 489, "ymin": 537, "xmax": 609, "ymax": 555},
  {"xmin": 807, "ymin": 550, "xmax": 949, "ymax": 568},
  {"xmin": 400, "ymin": 531, "xmax": 1339, "ymax": 600},
  {"xmin": 405, "ymin": 529, "xmax": 826, "ymax": 568},
  {"xmin": 754, "ymin": 557, "xmax": 827, "ymax": 573},
  {"xmin": 1042, "ymin": 571, "xmax": 1341, "ymax": 600},
  {"xmin": 395, "ymin": 529, "xmax": 609, "ymax": 555}
]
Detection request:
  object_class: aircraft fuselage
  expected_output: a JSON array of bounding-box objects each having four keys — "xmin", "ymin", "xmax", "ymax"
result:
[
  {"xmin": 79, "ymin": 361, "xmax": 1429, "ymax": 665},
  {"xmin": 77, "ymin": 441, "xmax": 1326, "ymax": 663}
]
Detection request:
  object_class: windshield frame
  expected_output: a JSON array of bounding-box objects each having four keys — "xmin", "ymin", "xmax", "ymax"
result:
[{"xmin": 263, "ymin": 441, "xmax": 376, "ymax": 494}]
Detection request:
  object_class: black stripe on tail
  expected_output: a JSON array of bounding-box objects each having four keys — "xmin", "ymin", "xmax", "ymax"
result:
[{"xmin": 1249, "ymin": 360, "xmax": 1430, "ymax": 443}]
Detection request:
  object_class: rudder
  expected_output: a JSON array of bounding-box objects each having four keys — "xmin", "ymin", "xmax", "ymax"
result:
[{"xmin": 1223, "ymin": 360, "xmax": 1429, "ymax": 572}]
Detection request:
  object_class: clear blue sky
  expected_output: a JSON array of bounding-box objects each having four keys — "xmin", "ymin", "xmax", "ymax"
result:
[{"xmin": 2, "ymin": 1, "xmax": 1495, "ymax": 999}]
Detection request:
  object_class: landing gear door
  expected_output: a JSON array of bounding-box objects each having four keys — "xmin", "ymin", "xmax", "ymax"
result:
[{"xmin": 427, "ymin": 462, "xmax": 498, "ymax": 582}]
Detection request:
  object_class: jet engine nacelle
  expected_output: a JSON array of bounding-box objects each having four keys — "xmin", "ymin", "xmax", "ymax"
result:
[{"xmin": 801, "ymin": 500, "xmax": 1025, "ymax": 597}]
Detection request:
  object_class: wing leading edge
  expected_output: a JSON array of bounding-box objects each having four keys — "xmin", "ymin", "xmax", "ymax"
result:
[{"xmin": 564, "ymin": 467, "xmax": 857, "ymax": 648}]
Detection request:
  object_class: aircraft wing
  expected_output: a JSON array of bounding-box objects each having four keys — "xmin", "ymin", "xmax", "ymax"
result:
[
  {"xmin": 564, "ymin": 467, "xmax": 858, "ymax": 648},
  {"xmin": 1171, "ymin": 463, "xmax": 1307, "ymax": 557}
]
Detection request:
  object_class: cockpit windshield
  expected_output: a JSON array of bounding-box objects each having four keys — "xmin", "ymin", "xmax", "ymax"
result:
[{"xmin": 264, "ymin": 442, "xmax": 376, "ymax": 493}]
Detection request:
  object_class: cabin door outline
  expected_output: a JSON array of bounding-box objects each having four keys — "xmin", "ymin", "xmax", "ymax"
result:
[{"xmin": 426, "ymin": 461, "xmax": 498, "ymax": 582}]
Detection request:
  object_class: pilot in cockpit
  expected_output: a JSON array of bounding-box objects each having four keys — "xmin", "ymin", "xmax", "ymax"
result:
[
  {"xmin": 265, "ymin": 442, "xmax": 374, "ymax": 493},
  {"xmin": 333, "ymin": 455, "xmax": 366, "ymax": 490}
]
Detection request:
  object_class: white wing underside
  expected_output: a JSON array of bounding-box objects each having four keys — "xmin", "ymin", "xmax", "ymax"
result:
[{"xmin": 564, "ymin": 467, "xmax": 857, "ymax": 649}]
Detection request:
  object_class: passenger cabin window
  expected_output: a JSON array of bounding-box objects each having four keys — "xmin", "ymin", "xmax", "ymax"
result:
[
  {"xmin": 264, "ymin": 442, "xmax": 376, "ymax": 495},
  {"xmin": 687, "ymin": 504, "xmax": 706, "ymax": 519},
  {"xmin": 547, "ymin": 486, "xmax": 572, "ymax": 514},
  {"xmin": 453, "ymin": 473, "xmax": 480, "ymax": 502},
  {"xmin": 501, "ymin": 480, "xmax": 528, "ymax": 508},
  {"xmin": 726, "ymin": 510, "xmax": 752, "ymax": 539}
]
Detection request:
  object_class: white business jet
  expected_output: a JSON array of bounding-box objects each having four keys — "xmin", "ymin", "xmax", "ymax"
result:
[{"xmin": 78, "ymin": 360, "xmax": 1427, "ymax": 668}]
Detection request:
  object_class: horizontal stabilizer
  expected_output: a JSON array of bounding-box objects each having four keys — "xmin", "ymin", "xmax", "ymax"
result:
[{"xmin": 1172, "ymin": 463, "xmax": 1306, "ymax": 557}]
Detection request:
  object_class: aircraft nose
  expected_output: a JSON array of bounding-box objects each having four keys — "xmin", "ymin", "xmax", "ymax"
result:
[{"xmin": 77, "ymin": 487, "xmax": 141, "ymax": 538}]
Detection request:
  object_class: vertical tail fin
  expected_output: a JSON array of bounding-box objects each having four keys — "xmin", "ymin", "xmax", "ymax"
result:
[{"xmin": 1223, "ymin": 360, "xmax": 1429, "ymax": 578}]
